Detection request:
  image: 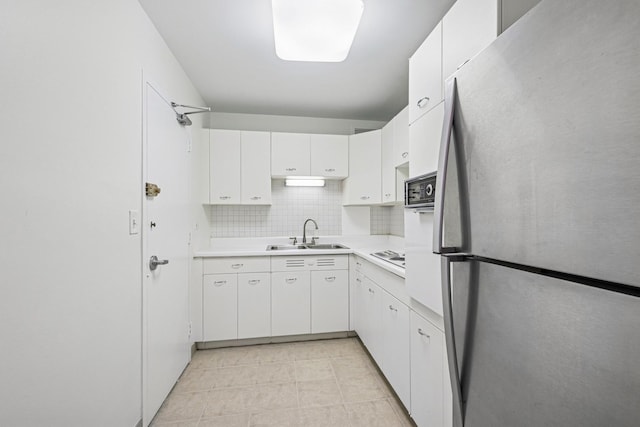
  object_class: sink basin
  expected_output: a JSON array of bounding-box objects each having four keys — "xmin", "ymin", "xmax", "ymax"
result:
[
  {"xmin": 266, "ymin": 245, "xmax": 308, "ymax": 251},
  {"xmin": 266, "ymin": 243, "xmax": 349, "ymax": 251},
  {"xmin": 305, "ymin": 243, "xmax": 349, "ymax": 250}
]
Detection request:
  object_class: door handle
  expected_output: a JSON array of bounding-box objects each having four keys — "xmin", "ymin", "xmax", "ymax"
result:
[
  {"xmin": 442, "ymin": 255, "xmax": 465, "ymax": 427},
  {"xmin": 149, "ymin": 255, "xmax": 169, "ymax": 271},
  {"xmin": 434, "ymin": 77, "xmax": 458, "ymax": 254}
]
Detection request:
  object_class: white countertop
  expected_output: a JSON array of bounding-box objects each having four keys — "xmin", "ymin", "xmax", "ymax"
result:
[{"xmin": 194, "ymin": 235, "xmax": 406, "ymax": 278}]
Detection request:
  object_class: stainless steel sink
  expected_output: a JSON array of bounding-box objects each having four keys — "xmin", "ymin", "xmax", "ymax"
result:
[
  {"xmin": 305, "ymin": 243, "xmax": 349, "ymax": 250},
  {"xmin": 266, "ymin": 243, "xmax": 349, "ymax": 251},
  {"xmin": 266, "ymin": 245, "xmax": 308, "ymax": 251}
]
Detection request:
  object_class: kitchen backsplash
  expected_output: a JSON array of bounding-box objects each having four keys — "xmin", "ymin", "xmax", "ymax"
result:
[
  {"xmin": 370, "ymin": 205, "xmax": 405, "ymax": 237},
  {"xmin": 208, "ymin": 180, "xmax": 405, "ymax": 238}
]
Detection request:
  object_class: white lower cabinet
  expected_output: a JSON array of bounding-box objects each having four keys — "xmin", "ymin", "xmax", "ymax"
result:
[
  {"xmin": 358, "ymin": 277, "xmax": 383, "ymax": 362},
  {"xmin": 237, "ymin": 272, "xmax": 271, "ymax": 339},
  {"xmin": 410, "ymin": 311, "xmax": 445, "ymax": 427},
  {"xmin": 380, "ymin": 291, "xmax": 411, "ymax": 410},
  {"xmin": 203, "ymin": 274, "xmax": 238, "ymax": 341},
  {"xmin": 311, "ymin": 270, "xmax": 349, "ymax": 333},
  {"xmin": 271, "ymin": 271, "xmax": 311, "ymax": 336}
]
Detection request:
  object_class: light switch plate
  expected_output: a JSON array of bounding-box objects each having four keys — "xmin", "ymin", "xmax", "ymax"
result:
[{"xmin": 129, "ymin": 210, "xmax": 140, "ymax": 235}]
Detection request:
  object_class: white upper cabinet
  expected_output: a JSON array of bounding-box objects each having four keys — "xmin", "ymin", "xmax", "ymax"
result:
[
  {"xmin": 240, "ymin": 131, "xmax": 271, "ymax": 204},
  {"xmin": 271, "ymin": 132, "xmax": 311, "ymax": 177},
  {"xmin": 272, "ymin": 132, "xmax": 349, "ymax": 178},
  {"xmin": 442, "ymin": 0, "xmax": 499, "ymax": 82},
  {"xmin": 381, "ymin": 120, "xmax": 396, "ymax": 204},
  {"xmin": 209, "ymin": 129, "xmax": 271, "ymax": 205},
  {"xmin": 409, "ymin": 102, "xmax": 444, "ymax": 177},
  {"xmin": 209, "ymin": 129, "xmax": 241, "ymax": 204},
  {"xmin": 310, "ymin": 134, "xmax": 348, "ymax": 178},
  {"xmin": 343, "ymin": 130, "xmax": 382, "ymax": 205},
  {"xmin": 409, "ymin": 22, "xmax": 443, "ymax": 125},
  {"xmin": 392, "ymin": 106, "xmax": 410, "ymax": 167}
]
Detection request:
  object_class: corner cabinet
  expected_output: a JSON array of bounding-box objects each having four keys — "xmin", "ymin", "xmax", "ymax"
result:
[
  {"xmin": 343, "ymin": 130, "xmax": 382, "ymax": 205},
  {"xmin": 208, "ymin": 130, "xmax": 271, "ymax": 205}
]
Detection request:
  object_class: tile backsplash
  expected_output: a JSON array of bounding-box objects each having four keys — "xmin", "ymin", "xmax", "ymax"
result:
[
  {"xmin": 370, "ymin": 205, "xmax": 405, "ymax": 237},
  {"xmin": 208, "ymin": 179, "xmax": 342, "ymax": 237},
  {"xmin": 207, "ymin": 180, "xmax": 405, "ymax": 238}
]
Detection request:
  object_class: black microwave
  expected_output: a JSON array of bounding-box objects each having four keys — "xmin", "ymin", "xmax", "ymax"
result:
[{"xmin": 404, "ymin": 172, "xmax": 437, "ymax": 209}]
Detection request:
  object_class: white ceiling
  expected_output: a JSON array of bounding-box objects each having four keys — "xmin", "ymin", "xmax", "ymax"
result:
[{"xmin": 139, "ymin": 0, "xmax": 455, "ymax": 122}]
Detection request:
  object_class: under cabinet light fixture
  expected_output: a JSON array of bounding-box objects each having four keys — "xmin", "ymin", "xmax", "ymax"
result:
[
  {"xmin": 285, "ymin": 178, "xmax": 326, "ymax": 187},
  {"xmin": 272, "ymin": 0, "xmax": 364, "ymax": 62}
]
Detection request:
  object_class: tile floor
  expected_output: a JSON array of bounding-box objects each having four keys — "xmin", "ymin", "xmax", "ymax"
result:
[{"xmin": 151, "ymin": 337, "xmax": 415, "ymax": 427}]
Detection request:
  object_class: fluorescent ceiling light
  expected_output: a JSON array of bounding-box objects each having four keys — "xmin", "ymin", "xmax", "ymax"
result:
[
  {"xmin": 285, "ymin": 178, "xmax": 326, "ymax": 187},
  {"xmin": 272, "ymin": 0, "xmax": 364, "ymax": 62}
]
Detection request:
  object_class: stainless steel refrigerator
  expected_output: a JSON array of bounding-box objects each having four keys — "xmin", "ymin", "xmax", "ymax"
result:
[{"xmin": 432, "ymin": 0, "xmax": 640, "ymax": 426}]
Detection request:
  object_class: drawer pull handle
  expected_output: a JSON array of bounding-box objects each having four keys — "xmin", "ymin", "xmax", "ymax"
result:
[
  {"xmin": 417, "ymin": 328, "xmax": 430, "ymax": 338},
  {"xmin": 285, "ymin": 278, "xmax": 297, "ymax": 284},
  {"xmin": 250, "ymin": 196, "xmax": 261, "ymax": 200},
  {"xmin": 389, "ymin": 305, "xmax": 397, "ymax": 312},
  {"xmin": 248, "ymin": 279, "xmax": 261, "ymax": 285},
  {"xmin": 417, "ymin": 96, "xmax": 430, "ymax": 108},
  {"xmin": 325, "ymin": 276, "xmax": 336, "ymax": 282},
  {"xmin": 213, "ymin": 280, "xmax": 227, "ymax": 286},
  {"xmin": 360, "ymin": 196, "xmax": 370, "ymax": 200},
  {"xmin": 285, "ymin": 167, "xmax": 297, "ymax": 171},
  {"xmin": 402, "ymin": 151, "xmax": 408, "ymax": 158},
  {"xmin": 368, "ymin": 288, "xmax": 375, "ymax": 294},
  {"xmin": 325, "ymin": 168, "xmax": 335, "ymax": 172},
  {"xmin": 219, "ymin": 196, "xmax": 231, "ymax": 200},
  {"xmin": 231, "ymin": 264, "xmax": 243, "ymax": 269}
]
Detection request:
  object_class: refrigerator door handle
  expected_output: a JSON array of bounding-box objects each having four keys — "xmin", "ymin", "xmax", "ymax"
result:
[
  {"xmin": 433, "ymin": 77, "xmax": 458, "ymax": 254},
  {"xmin": 442, "ymin": 254, "xmax": 465, "ymax": 427}
]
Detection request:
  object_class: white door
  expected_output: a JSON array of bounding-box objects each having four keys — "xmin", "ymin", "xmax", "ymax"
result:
[{"xmin": 143, "ymin": 81, "xmax": 191, "ymax": 425}]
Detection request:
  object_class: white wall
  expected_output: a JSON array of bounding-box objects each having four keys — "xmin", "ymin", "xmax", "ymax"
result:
[{"xmin": 0, "ymin": 1, "xmax": 207, "ymax": 425}]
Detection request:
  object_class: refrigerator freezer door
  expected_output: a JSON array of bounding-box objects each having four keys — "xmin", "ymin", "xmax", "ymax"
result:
[
  {"xmin": 442, "ymin": 0, "xmax": 640, "ymax": 286},
  {"xmin": 449, "ymin": 259, "xmax": 640, "ymax": 427}
]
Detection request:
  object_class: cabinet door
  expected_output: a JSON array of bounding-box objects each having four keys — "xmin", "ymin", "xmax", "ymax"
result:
[
  {"xmin": 350, "ymin": 256, "xmax": 365, "ymax": 331},
  {"xmin": 442, "ymin": 0, "xmax": 498, "ymax": 81},
  {"xmin": 241, "ymin": 131, "xmax": 272, "ymax": 204},
  {"xmin": 409, "ymin": 22, "xmax": 443, "ymax": 125},
  {"xmin": 381, "ymin": 292, "xmax": 411, "ymax": 410},
  {"xmin": 381, "ymin": 121, "xmax": 396, "ymax": 204},
  {"xmin": 409, "ymin": 102, "xmax": 444, "ymax": 177},
  {"xmin": 311, "ymin": 270, "xmax": 349, "ymax": 333},
  {"xmin": 310, "ymin": 134, "xmax": 348, "ymax": 178},
  {"xmin": 360, "ymin": 277, "xmax": 382, "ymax": 362},
  {"xmin": 271, "ymin": 132, "xmax": 310, "ymax": 177},
  {"xmin": 210, "ymin": 129, "xmax": 241, "ymax": 204},
  {"xmin": 203, "ymin": 274, "xmax": 238, "ymax": 341},
  {"xmin": 271, "ymin": 271, "xmax": 311, "ymax": 336},
  {"xmin": 393, "ymin": 106, "xmax": 410, "ymax": 167},
  {"xmin": 343, "ymin": 130, "xmax": 382, "ymax": 205},
  {"xmin": 410, "ymin": 312, "xmax": 444, "ymax": 427},
  {"xmin": 237, "ymin": 272, "xmax": 271, "ymax": 339}
]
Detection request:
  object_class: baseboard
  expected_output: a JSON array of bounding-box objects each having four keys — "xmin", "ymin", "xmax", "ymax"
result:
[{"xmin": 196, "ymin": 331, "xmax": 356, "ymax": 350}]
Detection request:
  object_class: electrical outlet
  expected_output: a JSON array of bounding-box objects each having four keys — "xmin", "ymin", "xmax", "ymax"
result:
[{"xmin": 129, "ymin": 210, "xmax": 140, "ymax": 235}]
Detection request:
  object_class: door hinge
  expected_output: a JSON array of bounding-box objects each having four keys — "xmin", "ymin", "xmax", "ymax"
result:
[{"xmin": 188, "ymin": 321, "xmax": 192, "ymax": 338}]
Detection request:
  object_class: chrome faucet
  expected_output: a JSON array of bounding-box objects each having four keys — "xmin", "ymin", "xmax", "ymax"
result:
[{"xmin": 302, "ymin": 218, "xmax": 318, "ymax": 244}]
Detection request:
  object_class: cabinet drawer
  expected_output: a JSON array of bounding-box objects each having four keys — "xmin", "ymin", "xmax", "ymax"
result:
[
  {"xmin": 271, "ymin": 255, "xmax": 348, "ymax": 272},
  {"xmin": 203, "ymin": 256, "xmax": 270, "ymax": 274}
]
